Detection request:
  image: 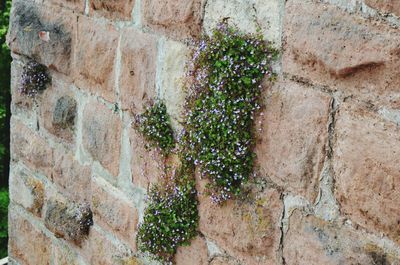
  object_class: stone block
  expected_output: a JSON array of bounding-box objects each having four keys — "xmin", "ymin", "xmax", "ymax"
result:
[
  {"xmin": 365, "ymin": 0, "xmax": 400, "ymax": 16},
  {"xmin": 45, "ymin": 0, "xmax": 85, "ymax": 13},
  {"xmin": 175, "ymin": 236, "xmax": 208, "ymax": 265},
  {"xmin": 90, "ymin": 0, "xmax": 135, "ymax": 20}
]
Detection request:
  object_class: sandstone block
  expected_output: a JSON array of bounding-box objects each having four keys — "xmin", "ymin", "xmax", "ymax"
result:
[
  {"xmin": 8, "ymin": 0, "xmax": 75, "ymax": 75},
  {"xmin": 333, "ymin": 103, "xmax": 400, "ymax": 243},
  {"xmin": 175, "ymin": 236, "xmax": 208, "ymax": 265},
  {"xmin": 10, "ymin": 167, "xmax": 44, "ymax": 217},
  {"xmin": 142, "ymin": 0, "xmax": 203, "ymax": 40},
  {"xmin": 90, "ymin": 0, "xmax": 135, "ymax": 20},
  {"xmin": 53, "ymin": 149, "xmax": 92, "ymax": 203},
  {"xmin": 283, "ymin": 210, "xmax": 399, "ymax": 264},
  {"xmin": 119, "ymin": 28, "xmax": 157, "ymax": 113},
  {"xmin": 203, "ymin": 0, "xmax": 283, "ymax": 45},
  {"xmin": 52, "ymin": 242, "xmax": 83, "ymax": 265},
  {"xmin": 10, "ymin": 60, "xmax": 34, "ymax": 114},
  {"xmin": 283, "ymin": 0, "xmax": 400, "ymax": 105},
  {"xmin": 255, "ymin": 80, "xmax": 331, "ymax": 202},
  {"xmin": 82, "ymin": 100, "xmax": 121, "ymax": 177},
  {"xmin": 73, "ymin": 16, "xmax": 118, "ymax": 102},
  {"xmin": 10, "ymin": 119, "xmax": 54, "ymax": 177},
  {"xmin": 39, "ymin": 79, "xmax": 77, "ymax": 142},
  {"xmin": 365, "ymin": 0, "xmax": 400, "ymax": 16},
  {"xmin": 9, "ymin": 208, "xmax": 51, "ymax": 265},
  {"xmin": 92, "ymin": 176, "xmax": 138, "ymax": 249},
  {"xmin": 197, "ymin": 177, "xmax": 283, "ymax": 265},
  {"xmin": 129, "ymin": 128, "xmax": 164, "ymax": 189},
  {"xmin": 210, "ymin": 257, "xmax": 239, "ymax": 265},
  {"xmin": 45, "ymin": 0, "xmax": 85, "ymax": 13},
  {"xmin": 44, "ymin": 197, "xmax": 93, "ymax": 245}
]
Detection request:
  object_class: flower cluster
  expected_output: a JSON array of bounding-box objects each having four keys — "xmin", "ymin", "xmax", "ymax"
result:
[
  {"xmin": 135, "ymin": 101, "xmax": 175, "ymax": 154},
  {"xmin": 137, "ymin": 166, "xmax": 198, "ymax": 263},
  {"xmin": 183, "ymin": 23, "xmax": 278, "ymax": 203},
  {"xmin": 19, "ymin": 60, "xmax": 50, "ymax": 97}
]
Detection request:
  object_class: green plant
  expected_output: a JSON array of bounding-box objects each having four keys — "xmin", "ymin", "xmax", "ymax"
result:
[
  {"xmin": 135, "ymin": 101, "xmax": 175, "ymax": 155},
  {"xmin": 137, "ymin": 164, "xmax": 198, "ymax": 263},
  {"xmin": 19, "ymin": 60, "xmax": 50, "ymax": 97},
  {"xmin": 0, "ymin": 189, "xmax": 9, "ymax": 258},
  {"xmin": 183, "ymin": 23, "xmax": 278, "ymax": 203}
]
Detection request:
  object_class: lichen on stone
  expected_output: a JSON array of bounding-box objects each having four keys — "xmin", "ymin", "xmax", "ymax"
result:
[{"xmin": 19, "ymin": 60, "xmax": 50, "ymax": 97}]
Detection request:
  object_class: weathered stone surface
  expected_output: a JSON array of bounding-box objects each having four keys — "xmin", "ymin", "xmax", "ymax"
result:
[
  {"xmin": 119, "ymin": 28, "xmax": 157, "ymax": 113},
  {"xmin": 80, "ymin": 227, "xmax": 134, "ymax": 265},
  {"xmin": 10, "ymin": 167, "xmax": 44, "ymax": 217},
  {"xmin": 283, "ymin": 0, "xmax": 400, "ymax": 104},
  {"xmin": 73, "ymin": 16, "xmax": 118, "ymax": 102},
  {"xmin": 39, "ymin": 78, "xmax": 77, "ymax": 142},
  {"xmin": 203, "ymin": 0, "xmax": 283, "ymax": 45},
  {"xmin": 52, "ymin": 242, "xmax": 83, "ymax": 265},
  {"xmin": 158, "ymin": 40, "xmax": 189, "ymax": 131},
  {"xmin": 365, "ymin": 0, "xmax": 400, "ymax": 16},
  {"xmin": 210, "ymin": 256, "xmax": 240, "ymax": 265},
  {"xmin": 333, "ymin": 103, "xmax": 400, "ymax": 243},
  {"xmin": 90, "ymin": 0, "xmax": 135, "ymax": 20},
  {"xmin": 10, "ymin": 119, "xmax": 54, "ymax": 177},
  {"xmin": 255, "ymin": 80, "xmax": 331, "ymax": 202},
  {"xmin": 9, "ymin": 208, "xmax": 51, "ymax": 265},
  {"xmin": 175, "ymin": 236, "xmax": 208, "ymax": 265},
  {"xmin": 44, "ymin": 197, "xmax": 93, "ymax": 245},
  {"xmin": 10, "ymin": 60, "xmax": 34, "ymax": 114},
  {"xmin": 92, "ymin": 176, "xmax": 138, "ymax": 249},
  {"xmin": 8, "ymin": 0, "xmax": 74, "ymax": 74},
  {"xmin": 45, "ymin": 0, "xmax": 85, "ymax": 13},
  {"xmin": 53, "ymin": 150, "xmax": 92, "ymax": 203},
  {"xmin": 83, "ymin": 100, "xmax": 121, "ymax": 177},
  {"xmin": 197, "ymin": 176, "xmax": 283, "ymax": 265},
  {"xmin": 129, "ymin": 128, "xmax": 164, "ymax": 189},
  {"xmin": 283, "ymin": 210, "xmax": 399, "ymax": 265},
  {"xmin": 142, "ymin": 0, "xmax": 204, "ymax": 40}
]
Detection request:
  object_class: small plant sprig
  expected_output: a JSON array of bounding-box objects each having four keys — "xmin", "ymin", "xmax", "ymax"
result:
[
  {"xmin": 183, "ymin": 22, "xmax": 278, "ymax": 203},
  {"xmin": 135, "ymin": 101, "xmax": 175, "ymax": 154},
  {"xmin": 137, "ymin": 164, "xmax": 198, "ymax": 264},
  {"xmin": 19, "ymin": 60, "xmax": 50, "ymax": 97}
]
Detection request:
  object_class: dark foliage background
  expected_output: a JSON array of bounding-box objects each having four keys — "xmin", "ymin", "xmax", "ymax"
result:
[{"xmin": 0, "ymin": 0, "xmax": 11, "ymax": 258}]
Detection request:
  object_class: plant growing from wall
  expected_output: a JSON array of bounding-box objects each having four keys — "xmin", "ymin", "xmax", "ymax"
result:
[
  {"xmin": 136, "ymin": 22, "xmax": 278, "ymax": 264},
  {"xmin": 135, "ymin": 101, "xmax": 175, "ymax": 155},
  {"xmin": 19, "ymin": 60, "xmax": 50, "ymax": 97}
]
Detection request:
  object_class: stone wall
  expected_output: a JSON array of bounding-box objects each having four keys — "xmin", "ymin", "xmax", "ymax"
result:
[{"xmin": 6, "ymin": 0, "xmax": 400, "ymax": 264}]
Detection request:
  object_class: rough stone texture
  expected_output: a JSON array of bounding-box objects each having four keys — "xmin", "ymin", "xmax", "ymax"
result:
[
  {"xmin": 142, "ymin": 0, "xmax": 204, "ymax": 40},
  {"xmin": 129, "ymin": 128, "xmax": 164, "ymax": 189},
  {"xmin": 82, "ymin": 100, "xmax": 121, "ymax": 177},
  {"xmin": 9, "ymin": 167, "xmax": 44, "ymax": 217},
  {"xmin": 44, "ymin": 197, "xmax": 93, "ymax": 245},
  {"xmin": 203, "ymin": 0, "xmax": 283, "ymax": 46},
  {"xmin": 92, "ymin": 176, "xmax": 139, "ymax": 250},
  {"xmin": 158, "ymin": 40, "xmax": 189, "ymax": 131},
  {"xmin": 255, "ymin": 80, "xmax": 331, "ymax": 202},
  {"xmin": 52, "ymin": 149, "xmax": 92, "ymax": 203},
  {"xmin": 283, "ymin": 0, "xmax": 400, "ymax": 105},
  {"xmin": 90, "ymin": 0, "xmax": 135, "ymax": 20},
  {"xmin": 210, "ymin": 256, "xmax": 240, "ymax": 265},
  {"xmin": 365, "ymin": 0, "xmax": 400, "ymax": 16},
  {"xmin": 8, "ymin": 208, "xmax": 51, "ymax": 265},
  {"xmin": 10, "ymin": 119, "xmax": 54, "ymax": 177},
  {"xmin": 7, "ymin": 0, "xmax": 74, "ymax": 75},
  {"xmin": 73, "ymin": 16, "xmax": 118, "ymax": 102},
  {"xmin": 333, "ymin": 103, "xmax": 400, "ymax": 243},
  {"xmin": 45, "ymin": 0, "xmax": 85, "ymax": 13},
  {"xmin": 39, "ymin": 78, "xmax": 77, "ymax": 142},
  {"xmin": 119, "ymin": 28, "xmax": 157, "ymax": 113},
  {"xmin": 283, "ymin": 210, "xmax": 399, "ymax": 265},
  {"xmin": 175, "ymin": 236, "xmax": 208, "ymax": 265},
  {"xmin": 52, "ymin": 243, "xmax": 83, "ymax": 265},
  {"xmin": 197, "ymin": 176, "xmax": 283, "ymax": 265},
  {"xmin": 10, "ymin": 60, "xmax": 34, "ymax": 114}
]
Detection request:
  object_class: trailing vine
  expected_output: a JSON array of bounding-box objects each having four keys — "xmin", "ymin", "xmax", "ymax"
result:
[{"xmin": 135, "ymin": 23, "xmax": 278, "ymax": 264}]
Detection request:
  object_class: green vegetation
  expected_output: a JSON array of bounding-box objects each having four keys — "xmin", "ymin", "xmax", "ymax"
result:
[
  {"xmin": 183, "ymin": 23, "xmax": 278, "ymax": 203},
  {"xmin": 135, "ymin": 101, "xmax": 175, "ymax": 155},
  {"xmin": 0, "ymin": 189, "xmax": 8, "ymax": 258},
  {"xmin": 136, "ymin": 23, "xmax": 278, "ymax": 264},
  {"xmin": 0, "ymin": 0, "xmax": 12, "ymax": 258}
]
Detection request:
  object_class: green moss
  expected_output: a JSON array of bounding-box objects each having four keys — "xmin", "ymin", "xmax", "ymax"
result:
[
  {"xmin": 183, "ymin": 23, "xmax": 278, "ymax": 202},
  {"xmin": 135, "ymin": 101, "xmax": 175, "ymax": 155},
  {"xmin": 0, "ymin": 189, "xmax": 9, "ymax": 258}
]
